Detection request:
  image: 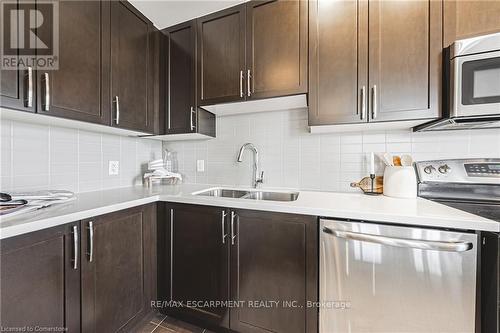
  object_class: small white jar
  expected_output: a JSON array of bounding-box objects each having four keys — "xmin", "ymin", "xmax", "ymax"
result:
[{"xmin": 383, "ymin": 166, "xmax": 417, "ymax": 198}]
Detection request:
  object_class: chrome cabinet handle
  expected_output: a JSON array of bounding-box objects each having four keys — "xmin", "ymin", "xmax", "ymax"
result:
[
  {"xmin": 239, "ymin": 70, "xmax": 244, "ymax": 98},
  {"xmin": 87, "ymin": 221, "xmax": 94, "ymax": 262},
  {"xmin": 190, "ymin": 106, "xmax": 196, "ymax": 131},
  {"xmin": 360, "ymin": 86, "xmax": 366, "ymax": 120},
  {"xmin": 170, "ymin": 208, "xmax": 174, "ymax": 301},
  {"xmin": 372, "ymin": 85, "xmax": 377, "ymax": 119},
  {"xmin": 114, "ymin": 96, "xmax": 120, "ymax": 125},
  {"xmin": 72, "ymin": 225, "xmax": 78, "ymax": 270},
  {"xmin": 25, "ymin": 67, "xmax": 33, "ymax": 107},
  {"xmin": 221, "ymin": 210, "xmax": 228, "ymax": 244},
  {"xmin": 247, "ymin": 69, "xmax": 251, "ymax": 97},
  {"xmin": 230, "ymin": 211, "xmax": 237, "ymax": 245},
  {"xmin": 322, "ymin": 227, "xmax": 473, "ymax": 252},
  {"xmin": 42, "ymin": 73, "xmax": 50, "ymax": 111}
]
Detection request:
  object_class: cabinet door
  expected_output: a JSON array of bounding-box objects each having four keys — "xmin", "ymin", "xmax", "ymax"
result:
[
  {"xmin": 110, "ymin": 1, "xmax": 154, "ymax": 133},
  {"xmin": 81, "ymin": 204, "xmax": 156, "ymax": 333},
  {"xmin": 164, "ymin": 21, "xmax": 196, "ymax": 134},
  {"xmin": 368, "ymin": 0, "xmax": 441, "ymax": 122},
  {"xmin": 165, "ymin": 203, "xmax": 230, "ymax": 328},
  {"xmin": 0, "ymin": 0, "xmax": 35, "ymax": 112},
  {"xmin": 35, "ymin": 0, "xmax": 110, "ymax": 124},
  {"xmin": 0, "ymin": 223, "xmax": 80, "ymax": 331},
  {"xmin": 444, "ymin": 0, "xmax": 500, "ymax": 47},
  {"xmin": 229, "ymin": 210, "xmax": 318, "ymax": 333},
  {"xmin": 197, "ymin": 5, "xmax": 246, "ymax": 106},
  {"xmin": 0, "ymin": 68, "xmax": 34, "ymax": 112},
  {"xmin": 308, "ymin": 0, "xmax": 368, "ymax": 125},
  {"xmin": 246, "ymin": 0, "xmax": 307, "ymax": 99}
]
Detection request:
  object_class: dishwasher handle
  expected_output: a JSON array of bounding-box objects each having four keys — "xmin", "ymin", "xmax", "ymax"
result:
[{"xmin": 322, "ymin": 227, "xmax": 473, "ymax": 252}]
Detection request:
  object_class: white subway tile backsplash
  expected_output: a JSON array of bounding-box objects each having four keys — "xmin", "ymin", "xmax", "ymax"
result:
[
  {"xmin": 164, "ymin": 109, "xmax": 500, "ymax": 192},
  {"xmin": 2, "ymin": 110, "xmax": 498, "ymax": 195},
  {"xmin": 0, "ymin": 121, "xmax": 161, "ymax": 193}
]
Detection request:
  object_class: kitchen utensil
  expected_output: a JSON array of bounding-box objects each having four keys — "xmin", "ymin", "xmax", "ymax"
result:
[
  {"xmin": 383, "ymin": 166, "xmax": 417, "ymax": 198},
  {"xmin": 393, "ymin": 156, "xmax": 402, "ymax": 166},
  {"xmin": 400, "ymin": 154, "xmax": 413, "ymax": 167},
  {"xmin": 350, "ymin": 176, "xmax": 383, "ymax": 194},
  {"xmin": 0, "ymin": 192, "xmax": 12, "ymax": 202},
  {"xmin": 0, "ymin": 199, "xmax": 29, "ymax": 215},
  {"xmin": 381, "ymin": 153, "xmax": 393, "ymax": 166}
]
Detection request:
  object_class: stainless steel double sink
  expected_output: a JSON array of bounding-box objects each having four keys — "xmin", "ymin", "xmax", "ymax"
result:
[{"xmin": 193, "ymin": 188, "xmax": 299, "ymax": 202}]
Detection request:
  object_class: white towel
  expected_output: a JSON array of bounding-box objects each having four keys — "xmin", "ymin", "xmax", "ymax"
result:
[{"xmin": 143, "ymin": 168, "xmax": 182, "ymax": 181}]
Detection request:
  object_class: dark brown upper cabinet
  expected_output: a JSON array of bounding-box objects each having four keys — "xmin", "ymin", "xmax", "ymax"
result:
[
  {"xmin": 36, "ymin": 0, "xmax": 110, "ymax": 125},
  {"xmin": 162, "ymin": 21, "xmax": 215, "ymax": 138},
  {"xmin": 229, "ymin": 209, "xmax": 317, "ymax": 333},
  {"xmin": 0, "ymin": 0, "xmax": 35, "ymax": 112},
  {"xmin": 81, "ymin": 204, "xmax": 156, "ymax": 333},
  {"xmin": 0, "ymin": 223, "xmax": 80, "ymax": 331},
  {"xmin": 197, "ymin": 0, "xmax": 307, "ymax": 106},
  {"xmin": 308, "ymin": 0, "xmax": 368, "ymax": 125},
  {"xmin": 444, "ymin": 0, "xmax": 500, "ymax": 47},
  {"xmin": 110, "ymin": 1, "xmax": 156, "ymax": 133},
  {"xmin": 368, "ymin": 0, "xmax": 441, "ymax": 123},
  {"xmin": 309, "ymin": 0, "xmax": 441, "ymax": 126},
  {"xmin": 0, "ymin": 61, "xmax": 34, "ymax": 112},
  {"xmin": 1, "ymin": 0, "xmax": 158, "ymax": 134},
  {"xmin": 164, "ymin": 21, "xmax": 197, "ymax": 134},
  {"xmin": 162, "ymin": 203, "xmax": 230, "ymax": 328},
  {"xmin": 246, "ymin": 0, "xmax": 308, "ymax": 99},
  {"xmin": 197, "ymin": 5, "xmax": 246, "ymax": 106}
]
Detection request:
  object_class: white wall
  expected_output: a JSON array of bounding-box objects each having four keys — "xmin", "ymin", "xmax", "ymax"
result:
[
  {"xmin": 164, "ymin": 108, "xmax": 500, "ymax": 192},
  {"xmin": 0, "ymin": 119, "xmax": 162, "ymax": 193}
]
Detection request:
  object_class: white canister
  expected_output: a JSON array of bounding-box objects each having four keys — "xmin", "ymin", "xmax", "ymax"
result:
[{"xmin": 383, "ymin": 166, "xmax": 417, "ymax": 198}]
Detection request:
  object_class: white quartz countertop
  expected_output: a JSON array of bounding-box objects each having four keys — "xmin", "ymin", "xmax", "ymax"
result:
[{"xmin": 0, "ymin": 184, "xmax": 498, "ymax": 239}]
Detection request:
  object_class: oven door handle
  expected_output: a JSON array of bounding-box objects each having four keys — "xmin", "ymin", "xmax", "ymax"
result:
[{"xmin": 322, "ymin": 227, "xmax": 473, "ymax": 252}]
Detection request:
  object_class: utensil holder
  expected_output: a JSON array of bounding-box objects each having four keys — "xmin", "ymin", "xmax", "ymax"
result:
[{"xmin": 383, "ymin": 166, "xmax": 417, "ymax": 198}]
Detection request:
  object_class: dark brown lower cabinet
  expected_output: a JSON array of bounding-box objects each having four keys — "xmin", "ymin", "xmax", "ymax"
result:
[
  {"xmin": 0, "ymin": 204, "xmax": 156, "ymax": 333},
  {"xmin": 81, "ymin": 204, "xmax": 157, "ymax": 333},
  {"xmin": 229, "ymin": 209, "xmax": 317, "ymax": 333},
  {"xmin": 159, "ymin": 203, "xmax": 318, "ymax": 333},
  {"xmin": 0, "ymin": 223, "xmax": 80, "ymax": 331},
  {"xmin": 160, "ymin": 203, "xmax": 230, "ymax": 328}
]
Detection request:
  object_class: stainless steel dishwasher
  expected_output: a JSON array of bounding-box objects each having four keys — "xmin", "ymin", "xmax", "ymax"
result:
[{"xmin": 320, "ymin": 219, "xmax": 478, "ymax": 333}]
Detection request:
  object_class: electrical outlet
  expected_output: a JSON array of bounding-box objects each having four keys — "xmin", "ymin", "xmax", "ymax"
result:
[
  {"xmin": 108, "ymin": 161, "xmax": 119, "ymax": 175},
  {"xmin": 197, "ymin": 160, "xmax": 205, "ymax": 172}
]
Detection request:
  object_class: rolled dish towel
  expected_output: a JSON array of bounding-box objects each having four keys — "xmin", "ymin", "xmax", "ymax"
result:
[{"xmin": 143, "ymin": 168, "xmax": 183, "ymax": 181}]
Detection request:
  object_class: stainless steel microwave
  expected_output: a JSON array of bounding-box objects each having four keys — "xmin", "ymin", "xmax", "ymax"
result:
[{"xmin": 416, "ymin": 32, "xmax": 500, "ymax": 131}]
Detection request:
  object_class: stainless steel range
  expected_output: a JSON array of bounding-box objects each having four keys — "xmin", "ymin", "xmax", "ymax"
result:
[{"xmin": 416, "ymin": 158, "xmax": 500, "ymax": 333}]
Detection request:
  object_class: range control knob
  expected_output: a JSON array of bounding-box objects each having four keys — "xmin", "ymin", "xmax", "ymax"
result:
[
  {"xmin": 424, "ymin": 165, "xmax": 436, "ymax": 174},
  {"xmin": 438, "ymin": 164, "xmax": 451, "ymax": 174}
]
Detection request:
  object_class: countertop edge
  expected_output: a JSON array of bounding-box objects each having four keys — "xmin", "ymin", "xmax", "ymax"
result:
[{"xmin": 1, "ymin": 189, "xmax": 498, "ymax": 240}]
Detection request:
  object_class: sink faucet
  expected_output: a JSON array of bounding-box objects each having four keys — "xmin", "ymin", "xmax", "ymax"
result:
[{"xmin": 237, "ymin": 143, "xmax": 264, "ymax": 188}]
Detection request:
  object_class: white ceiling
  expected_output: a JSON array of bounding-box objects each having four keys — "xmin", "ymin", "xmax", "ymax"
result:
[{"xmin": 130, "ymin": 0, "xmax": 248, "ymax": 30}]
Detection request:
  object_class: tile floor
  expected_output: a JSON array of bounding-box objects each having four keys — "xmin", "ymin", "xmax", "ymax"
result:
[{"xmin": 133, "ymin": 312, "xmax": 215, "ymax": 333}]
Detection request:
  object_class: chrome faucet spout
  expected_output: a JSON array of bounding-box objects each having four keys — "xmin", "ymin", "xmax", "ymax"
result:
[{"xmin": 236, "ymin": 143, "xmax": 264, "ymax": 188}]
